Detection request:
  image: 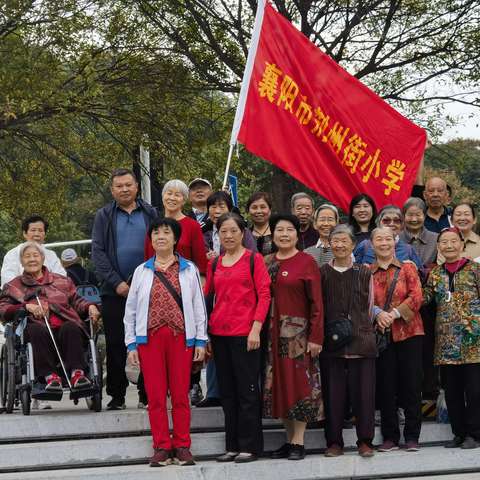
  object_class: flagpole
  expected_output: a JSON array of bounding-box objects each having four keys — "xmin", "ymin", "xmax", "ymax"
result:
[
  {"xmin": 222, "ymin": 0, "xmax": 266, "ymax": 188},
  {"xmin": 222, "ymin": 144, "xmax": 235, "ymax": 189}
]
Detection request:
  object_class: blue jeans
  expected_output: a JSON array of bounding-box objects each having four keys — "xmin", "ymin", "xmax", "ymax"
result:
[{"xmin": 206, "ymin": 359, "xmax": 220, "ymax": 399}]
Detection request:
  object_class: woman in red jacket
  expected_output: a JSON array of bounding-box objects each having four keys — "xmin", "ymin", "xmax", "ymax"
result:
[
  {"xmin": 371, "ymin": 226, "xmax": 424, "ymax": 453},
  {"xmin": 144, "ymin": 179, "xmax": 207, "ymax": 275},
  {"xmin": 204, "ymin": 213, "xmax": 271, "ymax": 463}
]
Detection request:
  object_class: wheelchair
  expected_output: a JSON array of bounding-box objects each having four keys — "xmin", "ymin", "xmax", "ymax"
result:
[{"xmin": 0, "ymin": 311, "xmax": 102, "ymax": 415}]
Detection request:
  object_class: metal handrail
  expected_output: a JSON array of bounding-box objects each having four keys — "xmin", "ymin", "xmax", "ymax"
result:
[{"xmin": 44, "ymin": 239, "xmax": 92, "ymax": 248}]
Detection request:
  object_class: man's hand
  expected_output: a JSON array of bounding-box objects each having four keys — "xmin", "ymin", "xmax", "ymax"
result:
[{"xmin": 116, "ymin": 282, "xmax": 130, "ymax": 297}]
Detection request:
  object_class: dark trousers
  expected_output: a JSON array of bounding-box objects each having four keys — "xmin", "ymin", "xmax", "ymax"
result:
[
  {"xmin": 25, "ymin": 321, "xmax": 86, "ymax": 377},
  {"xmin": 211, "ymin": 334, "xmax": 263, "ymax": 455},
  {"xmin": 321, "ymin": 357, "xmax": 375, "ymax": 448},
  {"xmin": 421, "ymin": 305, "xmax": 439, "ymax": 400},
  {"xmin": 102, "ymin": 295, "xmax": 147, "ymax": 401},
  {"xmin": 442, "ymin": 364, "xmax": 480, "ymax": 441},
  {"xmin": 378, "ymin": 335, "xmax": 423, "ymax": 443}
]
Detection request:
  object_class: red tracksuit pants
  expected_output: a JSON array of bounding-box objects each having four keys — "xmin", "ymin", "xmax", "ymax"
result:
[{"xmin": 138, "ymin": 326, "xmax": 193, "ymax": 450}]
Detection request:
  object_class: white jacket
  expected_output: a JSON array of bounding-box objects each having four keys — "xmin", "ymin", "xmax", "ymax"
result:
[
  {"xmin": 124, "ymin": 255, "xmax": 208, "ymax": 350},
  {"xmin": 1, "ymin": 244, "xmax": 66, "ymax": 287}
]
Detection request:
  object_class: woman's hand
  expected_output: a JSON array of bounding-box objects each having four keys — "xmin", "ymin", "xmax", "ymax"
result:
[
  {"xmin": 194, "ymin": 346, "xmax": 205, "ymax": 362},
  {"xmin": 247, "ymin": 321, "xmax": 262, "ymax": 351},
  {"xmin": 376, "ymin": 311, "xmax": 395, "ymax": 332},
  {"xmin": 88, "ymin": 305, "xmax": 101, "ymax": 324},
  {"xmin": 26, "ymin": 301, "xmax": 48, "ymax": 319},
  {"xmin": 128, "ymin": 350, "xmax": 139, "ymax": 367},
  {"xmin": 307, "ymin": 342, "xmax": 322, "ymax": 358},
  {"xmin": 206, "ymin": 250, "xmax": 218, "ymax": 260}
]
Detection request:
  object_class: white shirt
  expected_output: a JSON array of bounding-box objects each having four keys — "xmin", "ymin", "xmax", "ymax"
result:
[{"xmin": 1, "ymin": 244, "xmax": 66, "ymax": 287}]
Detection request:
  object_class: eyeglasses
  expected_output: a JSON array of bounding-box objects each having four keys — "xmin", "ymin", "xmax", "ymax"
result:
[{"xmin": 381, "ymin": 217, "xmax": 402, "ymax": 225}]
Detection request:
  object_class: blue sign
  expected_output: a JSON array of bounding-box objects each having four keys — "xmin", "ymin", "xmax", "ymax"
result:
[{"xmin": 228, "ymin": 174, "xmax": 238, "ymax": 207}]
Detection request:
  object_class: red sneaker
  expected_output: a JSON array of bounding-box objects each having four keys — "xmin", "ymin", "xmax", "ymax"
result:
[
  {"xmin": 71, "ymin": 370, "xmax": 91, "ymax": 389},
  {"xmin": 150, "ymin": 449, "xmax": 172, "ymax": 467},
  {"xmin": 173, "ymin": 447, "xmax": 195, "ymax": 466},
  {"xmin": 45, "ymin": 373, "xmax": 62, "ymax": 391}
]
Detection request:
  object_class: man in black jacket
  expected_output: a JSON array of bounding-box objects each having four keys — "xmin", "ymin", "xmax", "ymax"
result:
[{"xmin": 92, "ymin": 168, "xmax": 158, "ymax": 410}]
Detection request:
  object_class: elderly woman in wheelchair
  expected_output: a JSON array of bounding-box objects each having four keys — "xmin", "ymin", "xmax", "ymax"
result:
[{"xmin": 0, "ymin": 241, "xmax": 100, "ymax": 394}]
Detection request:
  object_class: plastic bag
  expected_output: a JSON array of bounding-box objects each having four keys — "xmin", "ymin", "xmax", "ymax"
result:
[{"xmin": 436, "ymin": 389, "xmax": 449, "ymax": 424}]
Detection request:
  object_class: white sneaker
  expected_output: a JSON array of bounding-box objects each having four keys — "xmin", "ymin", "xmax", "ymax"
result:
[{"xmin": 32, "ymin": 399, "xmax": 52, "ymax": 410}]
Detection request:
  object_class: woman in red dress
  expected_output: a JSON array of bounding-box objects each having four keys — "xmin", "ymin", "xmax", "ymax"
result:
[{"xmin": 264, "ymin": 214, "xmax": 324, "ymax": 461}]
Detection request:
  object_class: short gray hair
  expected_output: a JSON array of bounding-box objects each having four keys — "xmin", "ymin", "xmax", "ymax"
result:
[
  {"xmin": 329, "ymin": 224, "xmax": 356, "ymax": 244},
  {"xmin": 162, "ymin": 179, "xmax": 189, "ymax": 201},
  {"xmin": 315, "ymin": 203, "xmax": 339, "ymax": 223},
  {"xmin": 371, "ymin": 226, "xmax": 395, "ymax": 241},
  {"xmin": 19, "ymin": 241, "xmax": 45, "ymax": 261},
  {"xmin": 291, "ymin": 192, "xmax": 314, "ymax": 210},
  {"xmin": 376, "ymin": 205, "xmax": 403, "ymax": 227},
  {"xmin": 403, "ymin": 197, "xmax": 426, "ymax": 214}
]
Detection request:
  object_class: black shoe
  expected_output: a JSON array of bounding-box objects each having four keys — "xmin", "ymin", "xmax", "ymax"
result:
[
  {"xmin": 461, "ymin": 436, "xmax": 480, "ymax": 449},
  {"xmin": 107, "ymin": 397, "xmax": 126, "ymax": 410},
  {"xmin": 445, "ymin": 436, "xmax": 464, "ymax": 448},
  {"xmin": 271, "ymin": 443, "xmax": 291, "ymax": 459},
  {"xmin": 234, "ymin": 453, "xmax": 257, "ymax": 463},
  {"xmin": 196, "ymin": 397, "xmax": 221, "ymax": 408},
  {"xmin": 288, "ymin": 444, "xmax": 305, "ymax": 461},
  {"xmin": 216, "ymin": 452, "xmax": 238, "ymax": 462}
]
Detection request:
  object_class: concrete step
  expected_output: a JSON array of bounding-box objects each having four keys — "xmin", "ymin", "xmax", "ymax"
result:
[
  {"xmin": 0, "ymin": 407, "xmax": 281, "ymax": 441},
  {"xmin": 0, "ymin": 423, "xmax": 455, "ymax": 472},
  {"xmin": 0, "ymin": 446, "xmax": 479, "ymax": 479}
]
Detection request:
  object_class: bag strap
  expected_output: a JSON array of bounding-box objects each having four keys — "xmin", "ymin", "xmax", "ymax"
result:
[
  {"xmin": 345, "ymin": 265, "xmax": 359, "ymax": 319},
  {"xmin": 68, "ymin": 268, "xmax": 82, "ymax": 286},
  {"xmin": 383, "ymin": 267, "xmax": 401, "ymax": 310},
  {"xmin": 154, "ymin": 270, "xmax": 183, "ymax": 313}
]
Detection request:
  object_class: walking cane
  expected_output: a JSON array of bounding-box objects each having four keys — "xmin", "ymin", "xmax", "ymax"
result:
[{"xmin": 33, "ymin": 290, "xmax": 72, "ymax": 391}]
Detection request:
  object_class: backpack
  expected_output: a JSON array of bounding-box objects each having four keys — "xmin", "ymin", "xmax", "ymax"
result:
[{"xmin": 68, "ymin": 268, "xmax": 101, "ymax": 305}]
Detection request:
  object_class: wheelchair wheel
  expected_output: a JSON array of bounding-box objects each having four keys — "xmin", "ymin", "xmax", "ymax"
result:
[
  {"xmin": 0, "ymin": 341, "xmax": 16, "ymax": 414},
  {"xmin": 21, "ymin": 388, "xmax": 31, "ymax": 416}
]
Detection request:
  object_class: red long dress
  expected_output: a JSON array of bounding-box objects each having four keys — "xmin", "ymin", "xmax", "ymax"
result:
[{"xmin": 263, "ymin": 251, "xmax": 325, "ymax": 422}]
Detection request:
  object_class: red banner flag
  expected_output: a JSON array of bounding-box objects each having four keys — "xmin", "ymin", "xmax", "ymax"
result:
[{"xmin": 236, "ymin": 3, "xmax": 427, "ymax": 211}]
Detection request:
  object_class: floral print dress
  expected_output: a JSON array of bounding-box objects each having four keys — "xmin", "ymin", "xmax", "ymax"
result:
[{"xmin": 263, "ymin": 252, "xmax": 324, "ymax": 422}]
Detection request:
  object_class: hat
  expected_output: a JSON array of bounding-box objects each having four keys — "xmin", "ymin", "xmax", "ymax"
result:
[
  {"xmin": 61, "ymin": 248, "xmax": 78, "ymax": 263},
  {"xmin": 188, "ymin": 178, "xmax": 212, "ymax": 189},
  {"xmin": 125, "ymin": 362, "xmax": 140, "ymax": 384}
]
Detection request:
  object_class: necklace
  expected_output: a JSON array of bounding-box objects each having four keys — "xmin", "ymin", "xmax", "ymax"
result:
[
  {"xmin": 253, "ymin": 224, "xmax": 270, "ymax": 237},
  {"xmin": 155, "ymin": 255, "xmax": 175, "ymax": 270}
]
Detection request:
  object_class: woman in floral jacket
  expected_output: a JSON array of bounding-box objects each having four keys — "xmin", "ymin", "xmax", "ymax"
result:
[{"xmin": 424, "ymin": 227, "xmax": 480, "ymax": 450}]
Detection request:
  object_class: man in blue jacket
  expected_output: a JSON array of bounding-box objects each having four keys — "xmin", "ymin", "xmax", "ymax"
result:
[{"xmin": 92, "ymin": 168, "xmax": 158, "ymax": 410}]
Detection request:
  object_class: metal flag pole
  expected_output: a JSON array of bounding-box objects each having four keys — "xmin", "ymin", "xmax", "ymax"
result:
[{"xmin": 222, "ymin": 0, "xmax": 266, "ymax": 188}]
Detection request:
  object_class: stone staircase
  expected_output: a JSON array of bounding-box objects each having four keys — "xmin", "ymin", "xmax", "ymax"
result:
[{"xmin": 0, "ymin": 392, "xmax": 479, "ymax": 479}]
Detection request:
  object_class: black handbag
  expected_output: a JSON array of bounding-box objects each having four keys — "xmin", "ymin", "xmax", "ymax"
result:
[
  {"xmin": 324, "ymin": 266, "xmax": 359, "ymax": 352},
  {"xmin": 375, "ymin": 268, "xmax": 400, "ymax": 354}
]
